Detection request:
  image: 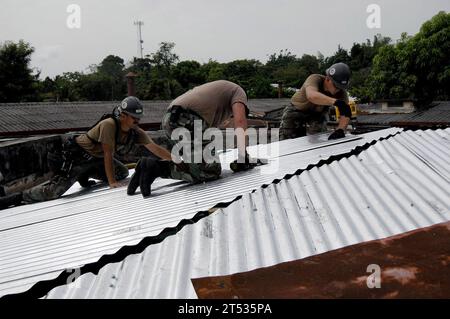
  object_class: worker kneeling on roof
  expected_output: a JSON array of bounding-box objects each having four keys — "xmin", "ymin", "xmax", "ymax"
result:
[
  {"xmin": 127, "ymin": 80, "xmax": 265, "ymax": 198},
  {"xmin": 0, "ymin": 96, "xmax": 184, "ymax": 209},
  {"xmin": 279, "ymin": 62, "xmax": 352, "ymax": 140}
]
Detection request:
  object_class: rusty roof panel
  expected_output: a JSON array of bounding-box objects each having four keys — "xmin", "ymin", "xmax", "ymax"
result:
[{"xmin": 192, "ymin": 221, "xmax": 450, "ymax": 299}]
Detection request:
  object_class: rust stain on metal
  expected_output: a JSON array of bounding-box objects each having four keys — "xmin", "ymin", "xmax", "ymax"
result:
[{"xmin": 192, "ymin": 221, "xmax": 450, "ymax": 299}]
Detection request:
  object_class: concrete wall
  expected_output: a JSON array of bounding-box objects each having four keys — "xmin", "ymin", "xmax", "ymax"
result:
[
  {"xmin": 381, "ymin": 101, "xmax": 415, "ymax": 113},
  {"xmin": 0, "ymin": 135, "xmax": 62, "ymax": 194},
  {"xmin": 1, "ymin": 128, "xmax": 278, "ymax": 194}
]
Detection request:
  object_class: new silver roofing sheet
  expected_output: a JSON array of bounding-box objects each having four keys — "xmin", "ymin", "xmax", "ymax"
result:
[
  {"xmin": 0, "ymin": 128, "xmax": 401, "ymax": 297},
  {"xmin": 43, "ymin": 128, "xmax": 450, "ymax": 299}
]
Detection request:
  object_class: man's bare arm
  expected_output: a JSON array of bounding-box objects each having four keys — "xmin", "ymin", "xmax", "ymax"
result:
[
  {"xmin": 306, "ymin": 86, "xmax": 350, "ymax": 130},
  {"xmin": 232, "ymin": 102, "xmax": 248, "ymax": 159},
  {"xmin": 144, "ymin": 142, "xmax": 173, "ymax": 161},
  {"xmin": 102, "ymin": 143, "xmax": 121, "ymax": 188},
  {"xmin": 305, "ymin": 86, "xmax": 337, "ymax": 106}
]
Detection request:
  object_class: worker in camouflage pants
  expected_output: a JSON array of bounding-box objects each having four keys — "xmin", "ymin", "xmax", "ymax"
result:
[
  {"xmin": 0, "ymin": 96, "xmax": 182, "ymax": 209},
  {"xmin": 159, "ymin": 107, "xmax": 222, "ymax": 183},
  {"xmin": 279, "ymin": 104, "xmax": 328, "ymax": 140},
  {"xmin": 127, "ymin": 80, "xmax": 262, "ymax": 198},
  {"xmin": 160, "ymin": 80, "xmax": 254, "ymax": 184},
  {"xmin": 22, "ymin": 135, "xmax": 129, "ymax": 203},
  {"xmin": 279, "ymin": 62, "xmax": 353, "ymax": 141}
]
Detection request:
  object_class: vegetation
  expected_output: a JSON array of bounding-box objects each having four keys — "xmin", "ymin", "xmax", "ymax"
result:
[{"xmin": 1, "ymin": 12, "xmax": 448, "ymax": 109}]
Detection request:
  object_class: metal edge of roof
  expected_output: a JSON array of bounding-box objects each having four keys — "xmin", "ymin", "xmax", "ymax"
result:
[
  {"xmin": 39, "ymin": 128, "xmax": 450, "ymax": 299},
  {"xmin": 0, "ymin": 129, "xmax": 399, "ymax": 300}
]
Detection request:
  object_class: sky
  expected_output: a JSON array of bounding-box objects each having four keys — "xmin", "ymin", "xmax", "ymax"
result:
[{"xmin": 1, "ymin": 0, "xmax": 449, "ymax": 79}]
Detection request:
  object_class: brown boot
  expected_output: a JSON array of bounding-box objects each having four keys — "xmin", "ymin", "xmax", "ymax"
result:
[{"xmin": 127, "ymin": 158, "xmax": 143, "ymax": 195}]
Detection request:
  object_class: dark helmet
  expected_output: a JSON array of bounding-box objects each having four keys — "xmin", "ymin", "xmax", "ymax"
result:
[
  {"xmin": 118, "ymin": 96, "xmax": 144, "ymax": 119},
  {"xmin": 326, "ymin": 62, "xmax": 351, "ymax": 90}
]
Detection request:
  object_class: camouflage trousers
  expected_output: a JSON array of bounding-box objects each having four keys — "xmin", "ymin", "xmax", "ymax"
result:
[
  {"xmin": 161, "ymin": 107, "xmax": 222, "ymax": 184},
  {"xmin": 22, "ymin": 148, "xmax": 128, "ymax": 203},
  {"xmin": 279, "ymin": 104, "xmax": 328, "ymax": 140}
]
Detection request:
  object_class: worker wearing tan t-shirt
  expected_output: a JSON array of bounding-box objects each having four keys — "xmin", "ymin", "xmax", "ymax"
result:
[
  {"xmin": 279, "ymin": 62, "xmax": 352, "ymax": 140},
  {"xmin": 159, "ymin": 80, "xmax": 257, "ymax": 182},
  {"xmin": 2, "ymin": 97, "xmax": 177, "ymax": 207},
  {"xmin": 126, "ymin": 80, "xmax": 267, "ymax": 199}
]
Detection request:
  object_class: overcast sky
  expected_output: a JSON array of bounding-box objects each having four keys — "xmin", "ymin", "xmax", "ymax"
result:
[{"xmin": 1, "ymin": 0, "xmax": 449, "ymax": 78}]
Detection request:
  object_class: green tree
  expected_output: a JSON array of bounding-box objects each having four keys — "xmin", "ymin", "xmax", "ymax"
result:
[
  {"xmin": 369, "ymin": 11, "xmax": 450, "ymax": 107},
  {"xmin": 126, "ymin": 57, "xmax": 153, "ymax": 99},
  {"xmin": 266, "ymin": 49, "xmax": 297, "ymax": 72},
  {"xmin": 348, "ymin": 35, "xmax": 391, "ymax": 102},
  {"xmin": 292, "ymin": 54, "xmax": 321, "ymax": 88},
  {"xmin": 200, "ymin": 60, "xmax": 225, "ymax": 82},
  {"xmin": 98, "ymin": 55, "xmax": 124, "ymax": 78},
  {"xmin": 37, "ymin": 76, "xmax": 56, "ymax": 101},
  {"xmin": 149, "ymin": 42, "xmax": 180, "ymax": 98},
  {"xmin": 0, "ymin": 40, "xmax": 38, "ymax": 102},
  {"xmin": 247, "ymin": 75, "xmax": 277, "ymax": 98},
  {"xmin": 79, "ymin": 72, "xmax": 115, "ymax": 101},
  {"xmin": 54, "ymin": 72, "xmax": 83, "ymax": 101},
  {"xmin": 266, "ymin": 49, "xmax": 299, "ymax": 87},
  {"xmin": 369, "ymin": 35, "xmax": 417, "ymax": 101},
  {"xmin": 173, "ymin": 60, "xmax": 205, "ymax": 90},
  {"xmin": 349, "ymin": 35, "xmax": 391, "ymax": 70},
  {"xmin": 322, "ymin": 45, "xmax": 351, "ymax": 72},
  {"xmin": 97, "ymin": 55, "xmax": 126, "ymax": 100},
  {"xmin": 222, "ymin": 59, "xmax": 263, "ymax": 89},
  {"xmin": 265, "ymin": 50, "xmax": 320, "ymax": 89},
  {"xmin": 404, "ymin": 11, "xmax": 450, "ymax": 106}
]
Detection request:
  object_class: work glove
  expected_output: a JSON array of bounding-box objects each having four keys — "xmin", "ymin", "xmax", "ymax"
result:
[
  {"xmin": 333, "ymin": 99, "xmax": 348, "ymax": 109},
  {"xmin": 333, "ymin": 99, "xmax": 352, "ymax": 118},
  {"xmin": 328, "ymin": 129, "xmax": 346, "ymax": 140}
]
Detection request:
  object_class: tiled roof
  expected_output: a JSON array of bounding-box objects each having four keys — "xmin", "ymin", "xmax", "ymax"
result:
[
  {"xmin": 357, "ymin": 101, "xmax": 450, "ymax": 126},
  {"xmin": 0, "ymin": 99, "xmax": 290, "ymax": 135}
]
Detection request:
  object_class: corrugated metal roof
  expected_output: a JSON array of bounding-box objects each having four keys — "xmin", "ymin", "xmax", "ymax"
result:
[
  {"xmin": 0, "ymin": 99, "xmax": 289, "ymax": 135},
  {"xmin": 40, "ymin": 128, "xmax": 450, "ymax": 299},
  {"xmin": 0, "ymin": 128, "xmax": 401, "ymax": 297}
]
